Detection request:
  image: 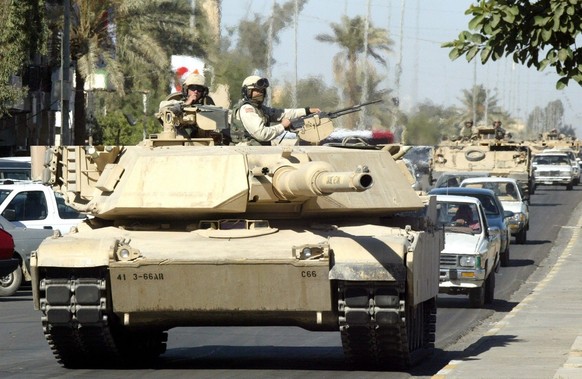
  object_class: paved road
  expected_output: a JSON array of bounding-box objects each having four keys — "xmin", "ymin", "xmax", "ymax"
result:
[{"xmin": 0, "ymin": 185, "xmax": 580, "ymax": 378}]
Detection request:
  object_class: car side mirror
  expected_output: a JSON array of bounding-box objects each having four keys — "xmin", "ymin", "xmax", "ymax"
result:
[{"xmin": 503, "ymin": 210, "xmax": 515, "ymax": 219}]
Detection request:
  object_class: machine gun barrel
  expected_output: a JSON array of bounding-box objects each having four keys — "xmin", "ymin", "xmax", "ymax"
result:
[
  {"xmin": 272, "ymin": 162, "xmax": 373, "ymax": 201},
  {"xmin": 290, "ymin": 99, "xmax": 383, "ymax": 131}
]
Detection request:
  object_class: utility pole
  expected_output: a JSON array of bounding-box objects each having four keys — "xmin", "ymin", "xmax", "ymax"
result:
[
  {"xmin": 359, "ymin": 0, "xmax": 371, "ymax": 130},
  {"xmin": 61, "ymin": 0, "xmax": 71, "ymax": 145},
  {"xmin": 291, "ymin": 0, "xmax": 298, "ymax": 108}
]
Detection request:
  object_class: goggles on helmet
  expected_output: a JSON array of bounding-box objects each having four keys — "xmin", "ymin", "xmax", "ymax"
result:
[{"xmin": 252, "ymin": 78, "xmax": 269, "ymax": 90}]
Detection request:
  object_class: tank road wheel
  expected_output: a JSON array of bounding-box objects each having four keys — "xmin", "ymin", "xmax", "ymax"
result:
[
  {"xmin": 0, "ymin": 263, "xmax": 22, "ymax": 297},
  {"xmin": 39, "ymin": 268, "xmax": 167, "ymax": 368},
  {"xmin": 338, "ymin": 282, "xmax": 436, "ymax": 370}
]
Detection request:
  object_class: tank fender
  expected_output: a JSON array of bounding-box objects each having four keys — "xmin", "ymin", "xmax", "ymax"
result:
[
  {"xmin": 35, "ymin": 235, "xmax": 120, "ymax": 268},
  {"xmin": 31, "ymin": 236, "xmax": 121, "ymax": 310},
  {"xmin": 329, "ymin": 235, "xmax": 408, "ymax": 282}
]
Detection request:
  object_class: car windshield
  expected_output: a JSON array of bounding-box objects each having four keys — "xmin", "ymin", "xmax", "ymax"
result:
[
  {"xmin": 462, "ymin": 182, "xmax": 519, "ymax": 201},
  {"xmin": 533, "ymin": 155, "xmax": 570, "ymax": 165},
  {"xmin": 437, "ymin": 201, "xmax": 481, "ymax": 234}
]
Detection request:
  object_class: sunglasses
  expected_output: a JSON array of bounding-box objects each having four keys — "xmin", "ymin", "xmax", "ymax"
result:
[{"xmin": 188, "ymin": 85, "xmax": 206, "ymax": 92}]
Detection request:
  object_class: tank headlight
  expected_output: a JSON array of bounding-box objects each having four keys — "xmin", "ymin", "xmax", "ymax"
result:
[
  {"xmin": 459, "ymin": 256, "xmax": 475, "ymax": 267},
  {"xmin": 293, "ymin": 244, "xmax": 330, "ymax": 260},
  {"xmin": 119, "ymin": 248, "xmax": 130, "ymax": 259},
  {"xmin": 114, "ymin": 243, "xmax": 141, "ymax": 261}
]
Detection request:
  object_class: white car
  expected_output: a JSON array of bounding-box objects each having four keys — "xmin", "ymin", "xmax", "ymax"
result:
[
  {"xmin": 435, "ymin": 194, "xmax": 500, "ymax": 308},
  {"xmin": 542, "ymin": 148, "xmax": 580, "ymax": 185},
  {"xmin": 460, "ymin": 177, "xmax": 530, "ymax": 244},
  {"xmin": 532, "ymin": 152, "xmax": 576, "ymax": 190},
  {"xmin": 0, "ymin": 182, "xmax": 87, "ymax": 234}
]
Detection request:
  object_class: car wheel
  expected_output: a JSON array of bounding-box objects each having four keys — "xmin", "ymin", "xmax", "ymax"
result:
[
  {"xmin": 0, "ymin": 263, "xmax": 22, "ymax": 297},
  {"xmin": 500, "ymin": 245, "xmax": 510, "ymax": 267},
  {"xmin": 484, "ymin": 272, "xmax": 495, "ymax": 304},
  {"xmin": 567, "ymin": 183, "xmax": 573, "ymax": 190},
  {"xmin": 469, "ymin": 285, "xmax": 485, "ymax": 308},
  {"xmin": 516, "ymin": 228, "xmax": 527, "ymax": 245}
]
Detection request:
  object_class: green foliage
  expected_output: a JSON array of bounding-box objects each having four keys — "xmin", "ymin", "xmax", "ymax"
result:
[
  {"xmin": 65, "ymin": 0, "xmax": 200, "ymax": 143},
  {"xmin": 93, "ymin": 110, "xmax": 157, "ymax": 145},
  {"xmin": 403, "ymin": 102, "xmax": 453, "ymax": 145},
  {"xmin": 0, "ymin": 0, "xmax": 47, "ymax": 115},
  {"xmin": 316, "ymin": 15, "xmax": 392, "ymax": 110},
  {"xmin": 271, "ymin": 77, "xmax": 340, "ymax": 110},
  {"xmin": 233, "ymin": 0, "xmax": 308, "ymax": 72},
  {"xmin": 457, "ymin": 84, "xmax": 510, "ymax": 125},
  {"xmin": 443, "ymin": 0, "xmax": 582, "ymax": 88},
  {"xmin": 526, "ymin": 99, "xmax": 565, "ymax": 136}
]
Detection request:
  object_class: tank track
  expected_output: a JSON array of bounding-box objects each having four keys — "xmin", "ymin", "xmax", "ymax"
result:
[
  {"xmin": 39, "ymin": 268, "xmax": 167, "ymax": 368},
  {"xmin": 338, "ymin": 281, "xmax": 436, "ymax": 370}
]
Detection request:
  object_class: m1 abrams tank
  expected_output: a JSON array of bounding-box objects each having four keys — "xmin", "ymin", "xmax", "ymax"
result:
[
  {"xmin": 433, "ymin": 126, "xmax": 535, "ymax": 195},
  {"xmin": 30, "ymin": 108, "xmax": 443, "ymax": 370}
]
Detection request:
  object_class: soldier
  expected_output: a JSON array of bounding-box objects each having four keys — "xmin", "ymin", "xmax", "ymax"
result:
[
  {"xmin": 230, "ymin": 75, "xmax": 320, "ymax": 145},
  {"xmin": 181, "ymin": 72, "xmax": 215, "ymax": 106},
  {"xmin": 157, "ymin": 72, "xmax": 216, "ymax": 138},
  {"xmin": 460, "ymin": 120, "xmax": 475, "ymax": 139},
  {"xmin": 493, "ymin": 120, "xmax": 506, "ymax": 140}
]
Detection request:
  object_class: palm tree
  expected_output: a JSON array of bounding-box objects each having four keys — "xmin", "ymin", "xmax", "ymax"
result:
[
  {"xmin": 316, "ymin": 15, "xmax": 392, "ymax": 113},
  {"xmin": 457, "ymin": 84, "xmax": 508, "ymax": 127},
  {"xmin": 57, "ymin": 0, "xmax": 198, "ymax": 144}
]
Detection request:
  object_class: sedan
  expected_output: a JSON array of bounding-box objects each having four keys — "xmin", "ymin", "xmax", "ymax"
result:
[
  {"xmin": 0, "ymin": 215, "xmax": 53, "ymax": 296},
  {"xmin": 460, "ymin": 177, "xmax": 530, "ymax": 244},
  {"xmin": 429, "ymin": 187, "xmax": 514, "ymax": 267}
]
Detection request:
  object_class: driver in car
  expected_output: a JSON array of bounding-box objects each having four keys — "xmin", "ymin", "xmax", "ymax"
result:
[{"xmin": 452, "ymin": 204, "xmax": 481, "ymax": 231}]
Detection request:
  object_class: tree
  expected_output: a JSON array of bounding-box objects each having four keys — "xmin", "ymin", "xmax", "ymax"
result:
[
  {"xmin": 0, "ymin": 0, "xmax": 46, "ymax": 116},
  {"xmin": 526, "ymin": 99, "xmax": 565, "ymax": 137},
  {"xmin": 403, "ymin": 101, "xmax": 457, "ymax": 145},
  {"xmin": 457, "ymin": 84, "xmax": 509, "ymax": 126},
  {"xmin": 271, "ymin": 77, "xmax": 340, "ymax": 111},
  {"xmin": 48, "ymin": 0, "xmax": 199, "ymax": 144},
  {"xmin": 316, "ymin": 15, "xmax": 392, "ymax": 114},
  {"xmin": 443, "ymin": 1, "xmax": 582, "ymax": 89},
  {"xmin": 212, "ymin": 0, "xmax": 308, "ymax": 106}
]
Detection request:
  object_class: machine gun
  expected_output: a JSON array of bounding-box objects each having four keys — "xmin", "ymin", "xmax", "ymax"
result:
[
  {"xmin": 289, "ymin": 99, "xmax": 383, "ymax": 144},
  {"xmin": 155, "ymin": 100, "xmax": 228, "ymax": 140}
]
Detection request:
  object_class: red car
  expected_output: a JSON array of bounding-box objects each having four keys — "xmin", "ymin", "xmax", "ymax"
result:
[{"xmin": 0, "ymin": 228, "xmax": 17, "ymax": 279}]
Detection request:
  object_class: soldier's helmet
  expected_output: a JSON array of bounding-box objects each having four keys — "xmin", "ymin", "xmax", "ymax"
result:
[
  {"xmin": 182, "ymin": 73, "xmax": 208, "ymax": 97},
  {"xmin": 241, "ymin": 75, "xmax": 270, "ymax": 100}
]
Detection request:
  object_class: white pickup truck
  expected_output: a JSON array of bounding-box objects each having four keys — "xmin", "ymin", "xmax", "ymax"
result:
[
  {"xmin": 0, "ymin": 182, "xmax": 87, "ymax": 234},
  {"xmin": 435, "ymin": 194, "xmax": 500, "ymax": 308}
]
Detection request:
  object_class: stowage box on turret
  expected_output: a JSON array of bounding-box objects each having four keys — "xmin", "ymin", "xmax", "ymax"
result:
[{"xmin": 30, "ymin": 127, "xmax": 443, "ymax": 369}]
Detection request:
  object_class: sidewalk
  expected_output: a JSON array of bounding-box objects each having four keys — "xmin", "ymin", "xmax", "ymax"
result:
[{"xmin": 433, "ymin": 205, "xmax": 582, "ymax": 379}]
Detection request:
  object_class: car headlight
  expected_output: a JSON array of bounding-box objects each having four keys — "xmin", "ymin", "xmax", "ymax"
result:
[
  {"xmin": 459, "ymin": 256, "xmax": 477, "ymax": 267},
  {"xmin": 512, "ymin": 212, "xmax": 525, "ymax": 222}
]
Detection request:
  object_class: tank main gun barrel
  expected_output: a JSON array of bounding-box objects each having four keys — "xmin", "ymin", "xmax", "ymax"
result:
[{"xmin": 271, "ymin": 162, "xmax": 373, "ymax": 201}]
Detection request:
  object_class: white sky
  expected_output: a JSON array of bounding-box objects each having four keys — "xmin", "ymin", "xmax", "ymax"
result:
[{"xmin": 220, "ymin": 0, "xmax": 582, "ymax": 134}]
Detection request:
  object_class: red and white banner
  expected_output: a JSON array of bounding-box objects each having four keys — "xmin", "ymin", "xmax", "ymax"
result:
[{"xmin": 170, "ymin": 55, "xmax": 205, "ymax": 93}]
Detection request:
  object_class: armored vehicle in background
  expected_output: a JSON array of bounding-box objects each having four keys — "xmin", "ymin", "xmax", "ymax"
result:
[
  {"xmin": 432, "ymin": 126, "xmax": 535, "ymax": 195},
  {"xmin": 30, "ymin": 113, "xmax": 443, "ymax": 369}
]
